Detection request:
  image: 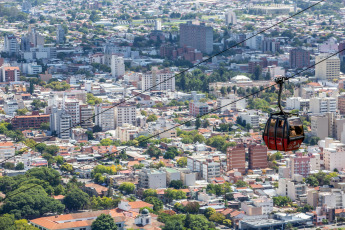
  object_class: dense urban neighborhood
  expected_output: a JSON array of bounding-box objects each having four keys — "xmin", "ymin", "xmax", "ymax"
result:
[{"xmin": 2, "ymin": 0, "xmax": 345, "ymax": 229}]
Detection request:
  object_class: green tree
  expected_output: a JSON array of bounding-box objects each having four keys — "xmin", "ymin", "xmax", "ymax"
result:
[
  {"xmin": 63, "ymin": 188, "xmax": 90, "ymax": 211},
  {"xmin": 40, "ymin": 122, "xmax": 50, "ymax": 131},
  {"xmin": 273, "ymin": 196, "xmax": 291, "ymax": 207},
  {"xmin": 220, "ymin": 87, "xmax": 227, "ymax": 96},
  {"xmin": 195, "ymin": 118, "xmax": 201, "ymax": 129},
  {"xmin": 235, "ymin": 180, "xmax": 247, "ymax": 187},
  {"xmin": 60, "ymin": 163, "xmax": 73, "ymax": 173},
  {"xmin": 36, "ymin": 143, "xmax": 47, "ymax": 153},
  {"xmin": 209, "ymin": 212, "xmax": 225, "ymax": 224},
  {"xmin": 4, "ymin": 162, "xmax": 15, "ymax": 169},
  {"xmin": 55, "ymin": 156, "xmax": 64, "ymax": 165},
  {"xmin": 147, "ymin": 114, "xmax": 158, "ymax": 122},
  {"xmin": 15, "ymin": 162, "xmax": 24, "ymax": 170},
  {"xmin": 91, "ymin": 214, "xmax": 118, "ymax": 230},
  {"xmin": 189, "ymin": 215, "xmax": 212, "ymax": 230},
  {"xmin": 118, "ymin": 182, "xmax": 135, "ymax": 194},
  {"xmin": 100, "ymin": 138, "xmax": 113, "ymax": 146},
  {"xmin": 1, "ymin": 184, "xmax": 64, "ymax": 219},
  {"xmin": 145, "ymin": 145, "xmax": 162, "ymax": 158},
  {"xmin": 177, "ymin": 157, "xmax": 187, "ymax": 167},
  {"xmin": 0, "ymin": 214, "xmax": 15, "ymax": 230},
  {"xmin": 169, "ymin": 180, "xmax": 183, "ymax": 189},
  {"xmin": 16, "ymin": 108, "xmax": 29, "ymax": 115},
  {"xmin": 204, "ymin": 207, "xmax": 216, "ymax": 219},
  {"xmin": 143, "ymin": 189, "xmax": 157, "ymax": 198},
  {"xmin": 185, "ymin": 202, "xmax": 200, "ymax": 214},
  {"xmin": 25, "ymin": 167, "xmax": 61, "ymax": 186},
  {"xmin": 145, "ymin": 196, "xmax": 163, "ymax": 211},
  {"xmin": 14, "ymin": 219, "xmax": 39, "ymax": 229},
  {"xmin": 45, "ymin": 145, "xmax": 59, "ymax": 155}
]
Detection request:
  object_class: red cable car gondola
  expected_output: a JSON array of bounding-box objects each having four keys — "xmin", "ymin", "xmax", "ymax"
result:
[{"xmin": 262, "ymin": 77, "xmax": 305, "ymax": 151}]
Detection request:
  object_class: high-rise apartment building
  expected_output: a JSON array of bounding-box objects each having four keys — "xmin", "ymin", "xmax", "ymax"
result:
[
  {"xmin": 261, "ymin": 38, "xmax": 280, "ymax": 53},
  {"xmin": 310, "ymin": 95, "xmax": 336, "ymax": 114},
  {"xmin": 111, "ymin": 55, "xmax": 125, "ymax": 78},
  {"xmin": 248, "ymin": 145, "xmax": 268, "ymax": 169},
  {"xmin": 79, "ymin": 104, "xmax": 93, "ymax": 129},
  {"xmin": 94, "ymin": 104, "xmax": 115, "ymax": 131},
  {"xmin": 115, "ymin": 104, "xmax": 137, "ymax": 127},
  {"xmin": 4, "ymin": 100, "xmax": 19, "ymax": 116},
  {"xmin": 141, "ymin": 67, "xmax": 175, "ymax": 91},
  {"xmin": 189, "ymin": 102, "xmax": 209, "ymax": 117},
  {"xmin": 179, "ymin": 21, "xmax": 213, "ymax": 54},
  {"xmin": 1, "ymin": 66, "xmax": 20, "ymax": 82},
  {"xmin": 64, "ymin": 99, "xmax": 80, "ymax": 126},
  {"xmin": 138, "ymin": 168, "xmax": 166, "ymax": 189},
  {"xmin": 225, "ymin": 10, "xmax": 237, "ymax": 25},
  {"xmin": 4, "ymin": 35, "xmax": 19, "ymax": 55},
  {"xmin": 56, "ymin": 25, "xmax": 65, "ymax": 44},
  {"xmin": 227, "ymin": 145, "xmax": 246, "ymax": 174},
  {"xmin": 315, "ymin": 54, "xmax": 340, "ymax": 80},
  {"xmin": 286, "ymin": 153, "xmax": 311, "ymax": 178},
  {"xmin": 338, "ymin": 95, "xmax": 345, "ymax": 115},
  {"xmin": 50, "ymin": 107, "xmax": 72, "ymax": 139},
  {"xmin": 290, "ymin": 48, "xmax": 310, "ymax": 69},
  {"xmin": 324, "ymin": 147, "xmax": 345, "ymax": 172}
]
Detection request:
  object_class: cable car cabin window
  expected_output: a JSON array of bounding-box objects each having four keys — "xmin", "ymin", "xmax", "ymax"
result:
[
  {"xmin": 289, "ymin": 119, "xmax": 304, "ymax": 138},
  {"xmin": 268, "ymin": 118, "xmax": 277, "ymax": 137},
  {"xmin": 276, "ymin": 119, "xmax": 285, "ymax": 138}
]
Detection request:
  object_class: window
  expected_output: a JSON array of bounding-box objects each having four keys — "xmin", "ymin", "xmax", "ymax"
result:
[
  {"xmin": 289, "ymin": 118, "xmax": 304, "ymax": 137},
  {"xmin": 268, "ymin": 118, "xmax": 276, "ymax": 137},
  {"xmin": 276, "ymin": 119, "xmax": 285, "ymax": 138}
]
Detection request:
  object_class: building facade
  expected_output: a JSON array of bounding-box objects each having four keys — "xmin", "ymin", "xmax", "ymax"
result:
[
  {"xmin": 290, "ymin": 48, "xmax": 310, "ymax": 69},
  {"xmin": 227, "ymin": 145, "xmax": 246, "ymax": 174},
  {"xmin": 315, "ymin": 54, "xmax": 340, "ymax": 80},
  {"xmin": 248, "ymin": 144, "xmax": 268, "ymax": 169},
  {"xmin": 179, "ymin": 21, "xmax": 213, "ymax": 54}
]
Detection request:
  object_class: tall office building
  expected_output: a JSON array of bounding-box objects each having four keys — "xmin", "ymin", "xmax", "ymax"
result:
[
  {"xmin": 290, "ymin": 48, "xmax": 310, "ymax": 69},
  {"xmin": 56, "ymin": 25, "xmax": 65, "ymax": 44},
  {"xmin": 50, "ymin": 107, "xmax": 72, "ymax": 139},
  {"xmin": 142, "ymin": 67, "xmax": 175, "ymax": 91},
  {"xmin": 315, "ymin": 54, "xmax": 340, "ymax": 80},
  {"xmin": 248, "ymin": 145, "xmax": 268, "ymax": 169},
  {"xmin": 225, "ymin": 10, "xmax": 237, "ymax": 25},
  {"xmin": 111, "ymin": 55, "xmax": 125, "ymax": 78},
  {"xmin": 179, "ymin": 21, "xmax": 213, "ymax": 54},
  {"xmin": 226, "ymin": 144, "xmax": 246, "ymax": 174},
  {"xmin": 4, "ymin": 35, "xmax": 19, "ymax": 55}
]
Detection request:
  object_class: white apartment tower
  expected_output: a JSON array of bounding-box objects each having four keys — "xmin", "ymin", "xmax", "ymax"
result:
[
  {"xmin": 324, "ymin": 147, "xmax": 345, "ymax": 172},
  {"xmin": 310, "ymin": 94, "xmax": 336, "ymax": 114},
  {"xmin": 315, "ymin": 54, "xmax": 340, "ymax": 81},
  {"xmin": 94, "ymin": 104, "xmax": 115, "ymax": 131},
  {"xmin": 225, "ymin": 10, "xmax": 237, "ymax": 25},
  {"xmin": 138, "ymin": 168, "xmax": 166, "ymax": 189},
  {"xmin": 50, "ymin": 107, "xmax": 72, "ymax": 139},
  {"xmin": 4, "ymin": 35, "xmax": 19, "ymax": 55},
  {"xmin": 142, "ymin": 67, "xmax": 175, "ymax": 91},
  {"xmin": 155, "ymin": 19, "xmax": 162, "ymax": 30},
  {"xmin": 64, "ymin": 99, "xmax": 80, "ymax": 126},
  {"xmin": 115, "ymin": 104, "xmax": 137, "ymax": 127},
  {"xmin": 111, "ymin": 55, "xmax": 125, "ymax": 78}
]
